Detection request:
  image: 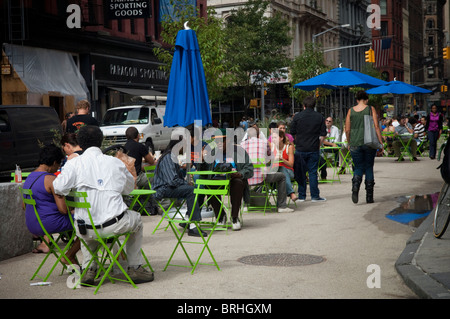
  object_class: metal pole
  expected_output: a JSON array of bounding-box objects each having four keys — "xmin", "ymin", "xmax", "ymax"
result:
[{"xmin": 261, "ymin": 82, "xmax": 265, "ymax": 122}]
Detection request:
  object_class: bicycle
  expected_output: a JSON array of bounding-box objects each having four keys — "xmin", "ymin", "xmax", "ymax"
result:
[{"xmin": 434, "ymin": 182, "xmax": 450, "ymax": 238}]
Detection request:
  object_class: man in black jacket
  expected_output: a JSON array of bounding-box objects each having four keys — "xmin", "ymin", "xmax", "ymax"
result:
[{"xmin": 290, "ymin": 96, "xmax": 327, "ymax": 202}]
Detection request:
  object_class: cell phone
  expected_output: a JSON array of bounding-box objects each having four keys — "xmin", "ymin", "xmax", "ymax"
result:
[{"xmin": 77, "ymin": 219, "xmax": 87, "ymax": 235}]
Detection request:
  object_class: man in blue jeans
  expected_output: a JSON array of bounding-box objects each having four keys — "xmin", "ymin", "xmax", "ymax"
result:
[
  {"xmin": 290, "ymin": 96, "xmax": 327, "ymax": 202},
  {"xmin": 152, "ymin": 137, "xmax": 206, "ymax": 237}
]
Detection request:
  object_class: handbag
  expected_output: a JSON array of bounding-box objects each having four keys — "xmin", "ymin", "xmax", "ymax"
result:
[
  {"xmin": 213, "ymin": 162, "xmax": 233, "ymax": 173},
  {"xmin": 364, "ymin": 107, "xmax": 381, "ymax": 149}
]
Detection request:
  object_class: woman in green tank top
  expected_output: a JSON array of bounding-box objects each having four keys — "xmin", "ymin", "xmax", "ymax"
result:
[{"xmin": 345, "ymin": 90, "xmax": 383, "ymax": 204}]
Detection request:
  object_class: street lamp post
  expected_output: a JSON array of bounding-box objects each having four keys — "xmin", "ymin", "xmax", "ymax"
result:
[{"xmin": 312, "ymin": 24, "xmax": 351, "ymax": 43}]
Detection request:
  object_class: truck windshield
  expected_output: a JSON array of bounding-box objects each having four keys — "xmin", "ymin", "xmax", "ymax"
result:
[{"xmin": 101, "ymin": 108, "xmax": 149, "ymax": 126}]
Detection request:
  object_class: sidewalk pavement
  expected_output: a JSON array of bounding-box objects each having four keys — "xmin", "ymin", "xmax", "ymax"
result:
[
  {"xmin": 395, "ymin": 205, "xmax": 450, "ymax": 299},
  {"xmin": 1, "ymin": 156, "xmax": 450, "ymax": 299}
]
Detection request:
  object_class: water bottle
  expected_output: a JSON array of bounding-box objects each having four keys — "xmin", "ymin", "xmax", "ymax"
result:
[{"xmin": 15, "ymin": 164, "xmax": 22, "ymax": 183}]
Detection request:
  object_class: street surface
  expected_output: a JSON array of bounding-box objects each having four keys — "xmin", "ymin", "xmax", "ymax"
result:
[{"xmin": 0, "ymin": 156, "xmax": 442, "ymax": 299}]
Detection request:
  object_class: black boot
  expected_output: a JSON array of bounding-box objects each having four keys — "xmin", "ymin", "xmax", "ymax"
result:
[
  {"xmin": 365, "ymin": 180, "xmax": 375, "ymax": 203},
  {"xmin": 351, "ymin": 175, "xmax": 363, "ymax": 204}
]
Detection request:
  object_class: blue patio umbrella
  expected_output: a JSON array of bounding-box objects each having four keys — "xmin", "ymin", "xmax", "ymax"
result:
[
  {"xmin": 164, "ymin": 25, "xmax": 212, "ymax": 128},
  {"xmin": 294, "ymin": 65, "xmax": 388, "ymax": 91},
  {"xmin": 366, "ymin": 79, "xmax": 432, "ymax": 114},
  {"xmin": 294, "ymin": 65, "xmax": 388, "ymax": 121},
  {"xmin": 366, "ymin": 79, "xmax": 432, "ymax": 95}
]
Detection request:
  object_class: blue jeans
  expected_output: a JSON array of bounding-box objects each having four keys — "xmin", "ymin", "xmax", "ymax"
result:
[
  {"xmin": 296, "ymin": 151, "xmax": 320, "ymax": 200},
  {"xmin": 278, "ymin": 166, "xmax": 295, "ymax": 196},
  {"xmin": 350, "ymin": 145, "xmax": 376, "ymax": 180},
  {"xmin": 159, "ymin": 184, "xmax": 202, "ymax": 221},
  {"xmin": 428, "ymin": 130, "xmax": 439, "ymax": 158}
]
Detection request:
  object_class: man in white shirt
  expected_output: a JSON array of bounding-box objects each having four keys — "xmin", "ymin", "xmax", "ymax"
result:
[
  {"xmin": 54, "ymin": 125, "xmax": 153, "ymax": 285},
  {"xmin": 320, "ymin": 117, "xmax": 340, "ymax": 179}
]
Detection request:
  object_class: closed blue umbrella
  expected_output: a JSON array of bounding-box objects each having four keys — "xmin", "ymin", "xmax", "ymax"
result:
[
  {"xmin": 164, "ymin": 26, "xmax": 212, "ymax": 128},
  {"xmin": 366, "ymin": 79, "xmax": 432, "ymax": 95}
]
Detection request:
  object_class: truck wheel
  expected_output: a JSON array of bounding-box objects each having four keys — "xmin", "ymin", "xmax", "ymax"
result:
[{"xmin": 145, "ymin": 138, "xmax": 155, "ymax": 155}]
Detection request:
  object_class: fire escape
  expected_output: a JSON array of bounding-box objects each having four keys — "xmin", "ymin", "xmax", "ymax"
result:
[{"xmin": 3, "ymin": 0, "xmax": 27, "ymax": 78}]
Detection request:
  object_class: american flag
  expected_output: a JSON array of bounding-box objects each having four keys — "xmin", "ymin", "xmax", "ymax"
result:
[{"xmin": 372, "ymin": 38, "xmax": 392, "ymax": 67}]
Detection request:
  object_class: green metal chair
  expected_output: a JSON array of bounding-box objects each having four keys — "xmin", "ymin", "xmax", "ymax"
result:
[
  {"xmin": 124, "ymin": 165, "xmax": 156, "ymax": 216},
  {"xmin": 152, "ymin": 196, "xmax": 186, "ymax": 234},
  {"xmin": 65, "ymin": 191, "xmax": 152, "ymax": 294},
  {"xmin": 417, "ymin": 139, "xmax": 429, "ymax": 157},
  {"xmin": 19, "ymin": 187, "xmax": 78, "ymax": 282},
  {"xmin": 246, "ymin": 161, "xmax": 277, "ymax": 215},
  {"xmin": 11, "ymin": 172, "xmax": 31, "ymax": 182},
  {"xmin": 164, "ymin": 178, "xmax": 229, "ymax": 274},
  {"xmin": 128, "ymin": 189, "xmax": 156, "ymax": 217}
]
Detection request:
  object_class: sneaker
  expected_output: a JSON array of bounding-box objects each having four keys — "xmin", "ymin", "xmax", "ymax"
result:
[
  {"xmin": 128, "ymin": 266, "xmax": 154, "ymax": 284},
  {"xmin": 232, "ymin": 218, "xmax": 241, "ymax": 231},
  {"xmin": 217, "ymin": 217, "xmax": 227, "ymax": 226},
  {"xmin": 413, "ymin": 157, "xmax": 420, "ymax": 161},
  {"xmin": 311, "ymin": 197, "xmax": 327, "ymax": 202},
  {"xmin": 295, "ymin": 198, "xmax": 305, "ymax": 203},
  {"xmin": 81, "ymin": 268, "xmax": 96, "ymax": 286},
  {"xmin": 278, "ymin": 207, "xmax": 294, "ymax": 213},
  {"xmin": 188, "ymin": 227, "xmax": 207, "ymax": 237}
]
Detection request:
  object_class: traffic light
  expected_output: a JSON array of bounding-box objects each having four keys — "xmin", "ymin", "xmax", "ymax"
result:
[
  {"xmin": 365, "ymin": 48, "xmax": 375, "ymax": 63},
  {"xmin": 441, "ymin": 85, "xmax": 448, "ymax": 92},
  {"xmin": 444, "ymin": 47, "xmax": 450, "ymax": 60}
]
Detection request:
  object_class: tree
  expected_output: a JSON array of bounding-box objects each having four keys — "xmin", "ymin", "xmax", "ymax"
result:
[
  {"xmin": 224, "ymin": 0, "xmax": 292, "ymax": 96},
  {"xmin": 289, "ymin": 42, "xmax": 331, "ymax": 105},
  {"xmin": 153, "ymin": 0, "xmax": 237, "ymax": 101}
]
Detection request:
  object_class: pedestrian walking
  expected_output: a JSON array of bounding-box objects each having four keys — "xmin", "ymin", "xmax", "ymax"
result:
[
  {"xmin": 425, "ymin": 104, "xmax": 443, "ymax": 160},
  {"xmin": 345, "ymin": 90, "xmax": 383, "ymax": 204}
]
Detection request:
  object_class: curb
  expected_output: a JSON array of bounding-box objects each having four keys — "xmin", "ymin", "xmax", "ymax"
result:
[{"xmin": 395, "ymin": 211, "xmax": 450, "ymax": 299}]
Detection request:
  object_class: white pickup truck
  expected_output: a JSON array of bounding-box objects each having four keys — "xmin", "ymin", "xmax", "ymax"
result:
[{"xmin": 100, "ymin": 105, "xmax": 174, "ymax": 153}]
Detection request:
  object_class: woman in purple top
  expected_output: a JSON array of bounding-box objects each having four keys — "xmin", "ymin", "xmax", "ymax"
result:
[
  {"xmin": 425, "ymin": 104, "xmax": 443, "ymax": 159},
  {"xmin": 22, "ymin": 144, "xmax": 79, "ymax": 263}
]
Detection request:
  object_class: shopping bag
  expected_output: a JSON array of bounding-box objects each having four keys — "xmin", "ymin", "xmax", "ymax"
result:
[{"xmin": 364, "ymin": 108, "xmax": 381, "ymax": 149}]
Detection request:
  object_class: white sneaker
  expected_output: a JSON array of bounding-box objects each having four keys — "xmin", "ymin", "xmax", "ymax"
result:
[
  {"xmin": 216, "ymin": 217, "xmax": 227, "ymax": 226},
  {"xmin": 295, "ymin": 198, "xmax": 305, "ymax": 203},
  {"xmin": 232, "ymin": 219, "xmax": 241, "ymax": 231},
  {"xmin": 278, "ymin": 207, "xmax": 294, "ymax": 213}
]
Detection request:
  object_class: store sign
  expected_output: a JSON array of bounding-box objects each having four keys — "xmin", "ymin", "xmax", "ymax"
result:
[
  {"xmin": 105, "ymin": 0, "xmax": 151, "ymax": 20},
  {"xmin": 91, "ymin": 54, "xmax": 168, "ymax": 86}
]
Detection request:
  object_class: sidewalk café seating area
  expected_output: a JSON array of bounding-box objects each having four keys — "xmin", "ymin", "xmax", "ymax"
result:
[{"xmin": 12, "ymin": 119, "xmax": 446, "ymax": 294}]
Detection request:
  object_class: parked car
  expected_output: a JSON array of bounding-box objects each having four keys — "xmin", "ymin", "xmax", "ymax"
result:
[
  {"xmin": 100, "ymin": 105, "xmax": 174, "ymax": 153},
  {"xmin": 0, "ymin": 105, "xmax": 62, "ymax": 182}
]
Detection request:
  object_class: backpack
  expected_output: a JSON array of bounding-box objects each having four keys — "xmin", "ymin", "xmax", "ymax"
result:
[{"xmin": 439, "ymin": 140, "xmax": 450, "ymax": 184}]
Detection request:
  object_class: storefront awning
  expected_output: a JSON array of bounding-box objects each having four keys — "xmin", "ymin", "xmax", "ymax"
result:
[
  {"xmin": 3, "ymin": 44, "xmax": 90, "ymax": 102},
  {"xmin": 109, "ymin": 87, "xmax": 166, "ymax": 96},
  {"xmin": 109, "ymin": 87, "xmax": 167, "ymax": 100}
]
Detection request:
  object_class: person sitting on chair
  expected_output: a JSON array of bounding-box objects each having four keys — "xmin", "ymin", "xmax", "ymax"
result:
[
  {"xmin": 152, "ymin": 136, "xmax": 206, "ymax": 237},
  {"xmin": 200, "ymin": 133, "xmax": 254, "ymax": 230},
  {"xmin": 320, "ymin": 117, "xmax": 340, "ymax": 180},
  {"xmin": 53, "ymin": 125, "xmax": 154, "ymax": 285},
  {"xmin": 23, "ymin": 144, "xmax": 80, "ymax": 264},
  {"xmin": 241, "ymin": 125, "xmax": 294, "ymax": 213},
  {"xmin": 124, "ymin": 126, "xmax": 155, "ymax": 189},
  {"xmin": 393, "ymin": 116, "xmax": 419, "ymax": 161}
]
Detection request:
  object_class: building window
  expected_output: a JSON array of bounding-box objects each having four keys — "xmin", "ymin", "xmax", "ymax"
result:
[
  {"xmin": 380, "ymin": 0, "xmax": 387, "ymax": 15},
  {"xmin": 426, "ymin": 19, "xmax": 435, "ymax": 29},
  {"xmin": 380, "ymin": 21, "xmax": 388, "ymax": 37}
]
